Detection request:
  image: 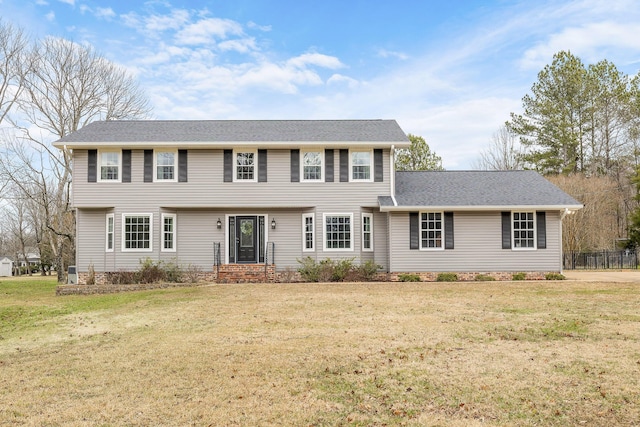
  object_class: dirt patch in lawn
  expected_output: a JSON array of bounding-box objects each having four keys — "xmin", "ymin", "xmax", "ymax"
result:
[{"xmin": 1, "ymin": 281, "xmax": 639, "ymax": 426}]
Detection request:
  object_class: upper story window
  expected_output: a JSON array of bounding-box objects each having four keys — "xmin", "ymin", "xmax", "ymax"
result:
[
  {"xmin": 155, "ymin": 151, "xmax": 177, "ymax": 181},
  {"xmin": 235, "ymin": 150, "xmax": 256, "ymax": 181},
  {"xmin": 302, "ymin": 151, "xmax": 323, "ymax": 181},
  {"xmin": 421, "ymin": 212, "xmax": 443, "ymax": 250},
  {"xmin": 351, "ymin": 150, "xmax": 372, "ymax": 181},
  {"xmin": 99, "ymin": 151, "xmax": 120, "ymax": 182},
  {"xmin": 513, "ymin": 211, "xmax": 536, "ymax": 249}
]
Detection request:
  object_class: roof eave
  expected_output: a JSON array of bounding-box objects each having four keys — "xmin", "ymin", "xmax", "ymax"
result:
[
  {"xmin": 379, "ymin": 204, "xmax": 584, "ymax": 212},
  {"xmin": 53, "ymin": 140, "xmax": 411, "ymax": 150}
]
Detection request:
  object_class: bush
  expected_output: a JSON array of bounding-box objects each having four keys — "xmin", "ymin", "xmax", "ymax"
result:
[
  {"xmin": 86, "ymin": 263, "xmax": 96, "ymax": 285},
  {"xmin": 512, "ymin": 272, "xmax": 527, "ymax": 281},
  {"xmin": 357, "ymin": 260, "xmax": 382, "ymax": 281},
  {"xmin": 184, "ymin": 264, "xmax": 202, "ymax": 283},
  {"xmin": 163, "ymin": 259, "xmax": 183, "ymax": 283},
  {"xmin": 397, "ymin": 273, "xmax": 421, "ymax": 282},
  {"xmin": 296, "ymin": 257, "xmax": 379, "ymax": 282},
  {"xmin": 138, "ymin": 258, "xmax": 166, "ymax": 284},
  {"xmin": 545, "ymin": 272, "xmax": 566, "ymax": 280},
  {"xmin": 436, "ymin": 272, "xmax": 458, "ymax": 282},
  {"xmin": 106, "ymin": 270, "xmax": 138, "ymax": 285},
  {"xmin": 475, "ymin": 274, "xmax": 495, "ymax": 281},
  {"xmin": 297, "ymin": 257, "xmax": 321, "ymax": 282}
]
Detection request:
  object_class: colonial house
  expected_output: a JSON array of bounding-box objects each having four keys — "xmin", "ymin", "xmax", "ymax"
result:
[{"xmin": 53, "ymin": 119, "xmax": 582, "ymax": 284}]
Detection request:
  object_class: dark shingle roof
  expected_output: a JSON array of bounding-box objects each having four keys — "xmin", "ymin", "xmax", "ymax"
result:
[
  {"xmin": 382, "ymin": 171, "xmax": 582, "ymax": 209},
  {"xmin": 54, "ymin": 119, "xmax": 410, "ymax": 145}
]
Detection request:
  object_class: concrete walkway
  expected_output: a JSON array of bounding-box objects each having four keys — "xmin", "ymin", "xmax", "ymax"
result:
[{"xmin": 563, "ymin": 270, "xmax": 640, "ymax": 282}]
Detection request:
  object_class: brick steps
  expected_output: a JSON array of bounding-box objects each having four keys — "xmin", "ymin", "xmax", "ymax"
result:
[{"xmin": 216, "ymin": 263, "xmax": 275, "ymax": 283}]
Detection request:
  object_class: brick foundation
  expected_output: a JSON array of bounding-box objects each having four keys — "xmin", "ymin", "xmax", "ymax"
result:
[{"xmin": 60, "ymin": 267, "xmax": 557, "ymax": 295}]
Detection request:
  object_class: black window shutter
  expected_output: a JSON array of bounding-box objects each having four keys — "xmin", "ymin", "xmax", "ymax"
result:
[
  {"xmin": 223, "ymin": 150, "xmax": 233, "ymax": 182},
  {"xmin": 325, "ymin": 149, "xmax": 334, "ymax": 182},
  {"xmin": 87, "ymin": 149, "xmax": 97, "ymax": 182},
  {"xmin": 178, "ymin": 150, "xmax": 188, "ymax": 182},
  {"xmin": 501, "ymin": 211, "xmax": 512, "ymax": 249},
  {"xmin": 410, "ymin": 212, "xmax": 419, "ymax": 250},
  {"xmin": 178, "ymin": 150, "xmax": 189, "ymax": 182},
  {"xmin": 374, "ymin": 149, "xmax": 383, "ymax": 182},
  {"xmin": 290, "ymin": 149, "xmax": 300, "ymax": 182},
  {"xmin": 122, "ymin": 150, "xmax": 131, "ymax": 183},
  {"xmin": 258, "ymin": 149, "xmax": 267, "ymax": 182},
  {"xmin": 537, "ymin": 211, "xmax": 546, "ymax": 249},
  {"xmin": 339, "ymin": 149, "xmax": 349, "ymax": 182},
  {"xmin": 143, "ymin": 150, "xmax": 153, "ymax": 182},
  {"xmin": 444, "ymin": 212, "xmax": 454, "ymax": 249}
]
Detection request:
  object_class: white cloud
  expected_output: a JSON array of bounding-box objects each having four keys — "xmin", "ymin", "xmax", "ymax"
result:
[
  {"xmin": 45, "ymin": 11, "xmax": 55, "ymax": 22},
  {"xmin": 56, "ymin": 0, "xmax": 74, "ymax": 5},
  {"xmin": 327, "ymin": 74, "xmax": 359, "ymax": 88},
  {"xmin": 286, "ymin": 53, "xmax": 344, "ymax": 70},
  {"xmin": 95, "ymin": 7, "xmax": 116, "ymax": 20},
  {"xmin": 377, "ymin": 49, "xmax": 408, "ymax": 60},
  {"xmin": 521, "ymin": 21, "xmax": 640, "ymax": 69},
  {"xmin": 247, "ymin": 21, "xmax": 271, "ymax": 32},
  {"xmin": 175, "ymin": 17, "xmax": 243, "ymax": 45},
  {"xmin": 218, "ymin": 38, "xmax": 257, "ymax": 53}
]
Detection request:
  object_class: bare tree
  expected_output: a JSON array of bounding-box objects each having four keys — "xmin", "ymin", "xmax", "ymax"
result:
[
  {"xmin": 0, "ymin": 19, "xmax": 30, "ymax": 125},
  {"xmin": 1, "ymin": 35, "xmax": 151, "ymax": 282},
  {"xmin": 474, "ymin": 125, "xmax": 526, "ymax": 170}
]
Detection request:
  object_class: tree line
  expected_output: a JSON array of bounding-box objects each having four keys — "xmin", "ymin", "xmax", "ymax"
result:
[
  {"xmin": 476, "ymin": 50, "xmax": 640, "ymax": 252},
  {"xmin": 0, "ymin": 19, "xmax": 150, "ymax": 281}
]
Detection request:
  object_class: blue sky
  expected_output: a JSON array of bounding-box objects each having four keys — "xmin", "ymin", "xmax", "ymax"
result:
[{"xmin": 2, "ymin": 0, "xmax": 640, "ymax": 168}]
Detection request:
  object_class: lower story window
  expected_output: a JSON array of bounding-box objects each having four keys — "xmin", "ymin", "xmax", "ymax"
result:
[
  {"xmin": 162, "ymin": 213, "xmax": 176, "ymax": 252},
  {"xmin": 123, "ymin": 214, "xmax": 152, "ymax": 251},
  {"xmin": 421, "ymin": 212, "xmax": 443, "ymax": 249},
  {"xmin": 362, "ymin": 213, "xmax": 373, "ymax": 251},
  {"xmin": 303, "ymin": 214, "xmax": 314, "ymax": 251},
  {"xmin": 513, "ymin": 211, "xmax": 535, "ymax": 249},
  {"xmin": 324, "ymin": 214, "xmax": 353, "ymax": 251}
]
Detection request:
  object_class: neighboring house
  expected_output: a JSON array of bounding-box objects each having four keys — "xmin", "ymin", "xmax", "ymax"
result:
[
  {"xmin": 53, "ymin": 119, "xmax": 582, "ymax": 284},
  {"xmin": 0, "ymin": 256, "xmax": 13, "ymax": 277}
]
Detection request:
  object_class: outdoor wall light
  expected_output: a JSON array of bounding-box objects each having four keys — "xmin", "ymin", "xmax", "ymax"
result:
[
  {"xmin": 217, "ymin": 218, "xmax": 222, "ymax": 229},
  {"xmin": 271, "ymin": 218, "xmax": 276, "ymax": 229}
]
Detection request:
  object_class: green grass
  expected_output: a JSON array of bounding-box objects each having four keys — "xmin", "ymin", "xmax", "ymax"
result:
[{"xmin": 0, "ymin": 277, "xmax": 193, "ymax": 338}]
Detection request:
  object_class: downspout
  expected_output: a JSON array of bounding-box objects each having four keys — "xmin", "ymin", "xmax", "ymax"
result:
[
  {"xmin": 559, "ymin": 208, "xmax": 569, "ymax": 273},
  {"xmin": 390, "ymin": 145, "xmax": 397, "ymax": 206}
]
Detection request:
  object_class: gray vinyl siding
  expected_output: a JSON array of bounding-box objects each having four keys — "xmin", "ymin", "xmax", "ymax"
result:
[
  {"xmin": 73, "ymin": 149, "xmax": 391, "ymax": 209},
  {"xmin": 73, "ymin": 148, "xmax": 392, "ymax": 273},
  {"xmin": 388, "ymin": 211, "xmax": 562, "ymax": 272}
]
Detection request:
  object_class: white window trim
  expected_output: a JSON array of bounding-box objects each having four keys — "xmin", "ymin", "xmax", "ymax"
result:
[
  {"xmin": 361, "ymin": 213, "xmax": 373, "ymax": 252},
  {"xmin": 121, "ymin": 213, "xmax": 153, "ymax": 252},
  {"xmin": 97, "ymin": 150, "xmax": 121, "ymax": 183},
  {"xmin": 233, "ymin": 149, "xmax": 258, "ymax": 182},
  {"xmin": 154, "ymin": 149, "xmax": 178, "ymax": 182},
  {"xmin": 161, "ymin": 213, "xmax": 177, "ymax": 252},
  {"xmin": 301, "ymin": 150, "xmax": 324, "ymax": 182},
  {"xmin": 302, "ymin": 213, "xmax": 315, "ymax": 252},
  {"xmin": 349, "ymin": 149, "xmax": 373, "ymax": 182},
  {"xmin": 105, "ymin": 213, "xmax": 115, "ymax": 252},
  {"xmin": 323, "ymin": 213, "xmax": 354, "ymax": 252},
  {"xmin": 512, "ymin": 211, "xmax": 537, "ymax": 251},
  {"xmin": 419, "ymin": 211, "xmax": 445, "ymax": 251}
]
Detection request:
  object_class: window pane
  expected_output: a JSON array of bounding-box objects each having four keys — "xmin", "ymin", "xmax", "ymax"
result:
[
  {"xmin": 156, "ymin": 152, "xmax": 175, "ymax": 180},
  {"xmin": 513, "ymin": 211, "xmax": 535, "ymax": 249},
  {"xmin": 124, "ymin": 216, "xmax": 150, "ymax": 250},
  {"xmin": 421, "ymin": 211, "xmax": 443, "ymax": 249},
  {"xmin": 236, "ymin": 152, "xmax": 255, "ymax": 180},
  {"xmin": 325, "ymin": 215, "xmax": 351, "ymax": 249},
  {"xmin": 100, "ymin": 152, "xmax": 119, "ymax": 180},
  {"xmin": 351, "ymin": 152, "xmax": 371, "ymax": 180}
]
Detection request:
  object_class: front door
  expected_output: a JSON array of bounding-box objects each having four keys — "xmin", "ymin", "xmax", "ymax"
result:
[{"xmin": 236, "ymin": 216, "xmax": 257, "ymax": 263}]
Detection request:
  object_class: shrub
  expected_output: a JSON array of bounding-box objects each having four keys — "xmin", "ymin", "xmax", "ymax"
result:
[
  {"xmin": 357, "ymin": 260, "xmax": 382, "ymax": 281},
  {"xmin": 163, "ymin": 259, "xmax": 183, "ymax": 283},
  {"xmin": 86, "ymin": 263, "xmax": 96, "ymax": 285},
  {"xmin": 436, "ymin": 272, "xmax": 458, "ymax": 282},
  {"xmin": 184, "ymin": 264, "xmax": 202, "ymax": 283},
  {"xmin": 475, "ymin": 274, "xmax": 495, "ymax": 281},
  {"xmin": 106, "ymin": 270, "xmax": 138, "ymax": 285},
  {"xmin": 332, "ymin": 258, "xmax": 355, "ymax": 281},
  {"xmin": 138, "ymin": 258, "xmax": 166, "ymax": 284},
  {"xmin": 398, "ymin": 273, "xmax": 421, "ymax": 282},
  {"xmin": 512, "ymin": 272, "xmax": 527, "ymax": 281},
  {"xmin": 297, "ymin": 257, "xmax": 321, "ymax": 282},
  {"xmin": 545, "ymin": 272, "xmax": 566, "ymax": 280}
]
